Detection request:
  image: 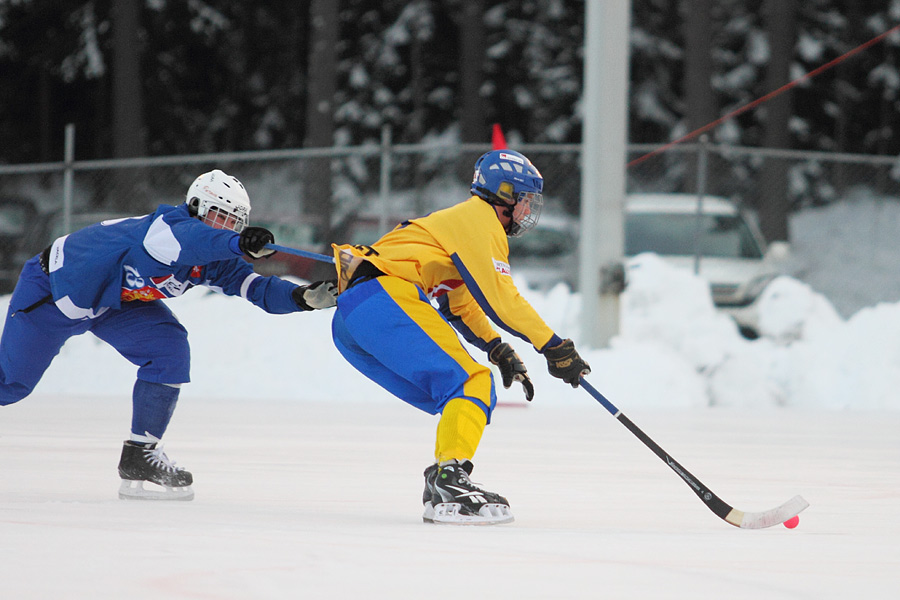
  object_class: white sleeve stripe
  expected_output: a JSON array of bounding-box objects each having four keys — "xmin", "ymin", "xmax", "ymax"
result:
[
  {"xmin": 240, "ymin": 273, "xmax": 261, "ymax": 299},
  {"xmin": 143, "ymin": 215, "xmax": 182, "ymax": 265},
  {"xmin": 54, "ymin": 295, "xmax": 109, "ymax": 320},
  {"xmin": 48, "ymin": 235, "xmax": 68, "ymax": 272}
]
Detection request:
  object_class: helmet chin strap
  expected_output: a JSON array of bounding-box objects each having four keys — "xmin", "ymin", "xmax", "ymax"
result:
[
  {"xmin": 500, "ymin": 206, "xmax": 515, "ymax": 234},
  {"xmin": 474, "ymin": 187, "xmax": 516, "ymax": 234}
]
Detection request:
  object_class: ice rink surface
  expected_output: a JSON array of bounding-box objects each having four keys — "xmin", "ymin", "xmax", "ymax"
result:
[{"xmin": 2, "ymin": 393, "xmax": 897, "ymax": 600}]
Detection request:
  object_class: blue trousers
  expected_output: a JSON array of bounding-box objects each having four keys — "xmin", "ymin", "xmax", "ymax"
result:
[
  {"xmin": 0, "ymin": 257, "xmax": 191, "ymax": 407},
  {"xmin": 332, "ymin": 276, "xmax": 496, "ymax": 421}
]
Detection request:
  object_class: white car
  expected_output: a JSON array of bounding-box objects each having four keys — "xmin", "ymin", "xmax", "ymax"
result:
[{"xmin": 509, "ymin": 193, "xmax": 790, "ymax": 338}]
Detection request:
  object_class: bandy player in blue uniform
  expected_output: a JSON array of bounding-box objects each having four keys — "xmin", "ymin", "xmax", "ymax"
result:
[{"xmin": 0, "ymin": 169, "xmax": 337, "ymax": 500}]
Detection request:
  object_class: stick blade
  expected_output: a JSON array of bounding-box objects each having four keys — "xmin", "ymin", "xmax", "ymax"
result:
[{"xmin": 724, "ymin": 495, "xmax": 809, "ymax": 529}]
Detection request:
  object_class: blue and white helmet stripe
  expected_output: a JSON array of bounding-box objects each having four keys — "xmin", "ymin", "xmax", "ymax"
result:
[{"xmin": 471, "ymin": 150, "xmax": 543, "ymax": 237}]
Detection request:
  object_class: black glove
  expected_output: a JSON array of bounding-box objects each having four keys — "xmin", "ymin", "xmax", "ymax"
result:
[
  {"xmin": 489, "ymin": 342, "xmax": 534, "ymax": 401},
  {"xmin": 238, "ymin": 226, "xmax": 275, "ymax": 259},
  {"xmin": 544, "ymin": 338, "xmax": 591, "ymax": 388},
  {"xmin": 292, "ymin": 280, "xmax": 338, "ymax": 310}
]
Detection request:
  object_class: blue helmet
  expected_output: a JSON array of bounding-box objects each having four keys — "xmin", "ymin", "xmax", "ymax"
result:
[{"xmin": 471, "ymin": 149, "xmax": 543, "ymax": 237}]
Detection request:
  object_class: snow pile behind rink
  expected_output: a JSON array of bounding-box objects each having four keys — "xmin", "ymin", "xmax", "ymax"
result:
[
  {"xmin": 515, "ymin": 252, "xmax": 900, "ymax": 410},
  {"xmin": 3, "ymin": 251, "xmax": 899, "ymax": 410}
]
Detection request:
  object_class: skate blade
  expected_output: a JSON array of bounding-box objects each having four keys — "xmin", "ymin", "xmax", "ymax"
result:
[
  {"xmin": 118, "ymin": 479, "xmax": 194, "ymax": 501},
  {"xmin": 423, "ymin": 501, "xmax": 436, "ymax": 523},
  {"xmin": 429, "ymin": 502, "xmax": 514, "ymax": 525}
]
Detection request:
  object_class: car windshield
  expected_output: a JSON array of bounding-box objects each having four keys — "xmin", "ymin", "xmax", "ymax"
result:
[
  {"xmin": 0, "ymin": 206, "xmax": 28, "ymax": 235},
  {"xmin": 625, "ymin": 213, "xmax": 763, "ymax": 259}
]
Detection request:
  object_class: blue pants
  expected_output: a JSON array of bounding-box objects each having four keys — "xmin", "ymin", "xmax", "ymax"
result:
[
  {"xmin": 0, "ymin": 257, "xmax": 191, "ymax": 407},
  {"xmin": 332, "ymin": 276, "xmax": 496, "ymax": 421}
]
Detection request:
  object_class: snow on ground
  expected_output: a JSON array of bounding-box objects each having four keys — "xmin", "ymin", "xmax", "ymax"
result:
[{"xmin": 2, "ymin": 197, "xmax": 900, "ymax": 597}]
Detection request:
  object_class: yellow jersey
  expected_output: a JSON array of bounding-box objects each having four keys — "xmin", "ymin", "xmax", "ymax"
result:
[{"xmin": 332, "ymin": 196, "xmax": 557, "ymax": 352}]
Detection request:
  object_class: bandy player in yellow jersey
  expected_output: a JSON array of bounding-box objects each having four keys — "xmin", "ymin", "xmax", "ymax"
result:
[{"xmin": 330, "ymin": 149, "xmax": 591, "ymax": 525}]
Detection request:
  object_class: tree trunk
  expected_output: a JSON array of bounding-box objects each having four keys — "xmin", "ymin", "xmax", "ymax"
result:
[
  {"xmin": 459, "ymin": 0, "xmax": 486, "ymax": 144},
  {"xmin": 111, "ymin": 0, "xmax": 145, "ymax": 158},
  {"xmin": 38, "ymin": 67, "xmax": 52, "ymax": 162},
  {"xmin": 110, "ymin": 0, "xmax": 145, "ymax": 211},
  {"xmin": 457, "ymin": 0, "xmax": 486, "ymax": 183},
  {"xmin": 304, "ymin": 0, "xmax": 339, "ymax": 277},
  {"xmin": 832, "ymin": 3, "xmax": 864, "ymax": 197},
  {"xmin": 682, "ymin": 0, "xmax": 716, "ymax": 194},
  {"xmin": 757, "ymin": 0, "xmax": 797, "ymax": 243}
]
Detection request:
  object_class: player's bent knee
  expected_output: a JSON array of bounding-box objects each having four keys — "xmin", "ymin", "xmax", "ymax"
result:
[
  {"xmin": 463, "ymin": 367, "xmax": 496, "ymax": 418},
  {"xmin": 135, "ymin": 345, "xmax": 191, "ymax": 384}
]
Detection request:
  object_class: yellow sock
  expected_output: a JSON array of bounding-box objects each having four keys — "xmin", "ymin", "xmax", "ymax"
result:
[{"xmin": 435, "ymin": 398, "xmax": 488, "ymax": 464}]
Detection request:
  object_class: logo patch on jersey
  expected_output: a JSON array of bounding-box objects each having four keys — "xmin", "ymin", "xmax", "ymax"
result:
[
  {"xmin": 429, "ymin": 279, "xmax": 464, "ymax": 299},
  {"xmin": 190, "ymin": 265, "xmax": 203, "ymax": 278},
  {"xmin": 124, "ymin": 265, "xmax": 145, "ymax": 288},
  {"xmin": 151, "ymin": 274, "xmax": 189, "ymax": 296},
  {"xmin": 493, "ymin": 258, "xmax": 511, "ymax": 277},
  {"xmin": 122, "ymin": 265, "xmax": 190, "ymax": 301},
  {"xmin": 121, "ymin": 287, "xmax": 167, "ymax": 302},
  {"xmin": 151, "ymin": 275, "xmax": 173, "ymax": 286}
]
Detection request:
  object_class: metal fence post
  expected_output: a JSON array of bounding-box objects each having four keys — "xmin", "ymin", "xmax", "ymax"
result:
[
  {"xmin": 579, "ymin": 0, "xmax": 630, "ymax": 349},
  {"xmin": 379, "ymin": 124, "xmax": 392, "ymax": 236},
  {"xmin": 63, "ymin": 124, "xmax": 75, "ymax": 235},
  {"xmin": 693, "ymin": 134, "xmax": 709, "ymax": 275}
]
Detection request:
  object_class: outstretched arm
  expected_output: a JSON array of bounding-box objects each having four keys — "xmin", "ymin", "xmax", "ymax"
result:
[{"xmin": 292, "ymin": 280, "xmax": 338, "ymax": 311}]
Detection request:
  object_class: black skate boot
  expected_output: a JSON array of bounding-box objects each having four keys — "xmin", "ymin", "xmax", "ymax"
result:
[
  {"xmin": 118, "ymin": 441, "xmax": 194, "ymax": 501},
  {"xmin": 422, "ymin": 463, "xmax": 439, "ymax": 523},
  {"xmin": 429, "ymin": 460, "xmax": 514, "ymax": 525}
]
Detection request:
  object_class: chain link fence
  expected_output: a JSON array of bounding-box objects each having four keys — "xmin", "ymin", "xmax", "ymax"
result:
[
  {"xmin": 628, "ymin": 141, "xmax": 900, "ymax": 211},
  {"xmin": 3, "ymin": 128, "xmax": 900, "ymax": 305}
]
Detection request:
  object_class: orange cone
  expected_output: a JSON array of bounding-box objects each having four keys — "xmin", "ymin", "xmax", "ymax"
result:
[{"xmin": 491, "ymin": 123, "xmax": 507, "ymax": 150}]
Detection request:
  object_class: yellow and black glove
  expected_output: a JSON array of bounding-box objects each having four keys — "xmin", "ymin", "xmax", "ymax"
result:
[
  {"xmin": 489, "ymin": 342, "xmax": 534, "ymax": 401},
  {"xmin": 544, "ymin": 338, "xmax": 591, "ymax": 388}
]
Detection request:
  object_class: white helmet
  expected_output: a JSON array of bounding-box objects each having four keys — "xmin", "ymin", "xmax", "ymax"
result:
[{"xmin": 185, "ymin": 169, "xmax": 251, "ymax": 232}]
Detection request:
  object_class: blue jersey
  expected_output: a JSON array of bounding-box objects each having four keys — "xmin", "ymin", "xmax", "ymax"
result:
[{"xmin": 44, "ymin": 203, "xmax": 299, "ymax": 320}]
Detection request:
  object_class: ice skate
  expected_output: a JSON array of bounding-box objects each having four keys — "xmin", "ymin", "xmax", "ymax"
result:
[
  {"xmin": 427, "ymin": 460, "xmax": 514, "ymax": 525},
  {"xmin": 117, "ymin": 441, "xmax": 194, "ymax": 501},
  {"xmin": 422, "ymin": 463, "xmax": 439, "ymax": 522}
]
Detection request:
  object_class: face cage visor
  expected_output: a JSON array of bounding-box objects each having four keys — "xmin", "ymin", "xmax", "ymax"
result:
[
  {"xmin": 507, "ymin": 191, "xmax": 543, "ymax": 237},
  {"xmin": 201, "ymin": 205, "xmax": 248, "ymax": 233}
]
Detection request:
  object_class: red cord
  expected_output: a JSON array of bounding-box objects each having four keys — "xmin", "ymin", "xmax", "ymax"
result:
[{"xmin": 627, "ymin": 23, "xmax": 900, "ymax": 168}]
